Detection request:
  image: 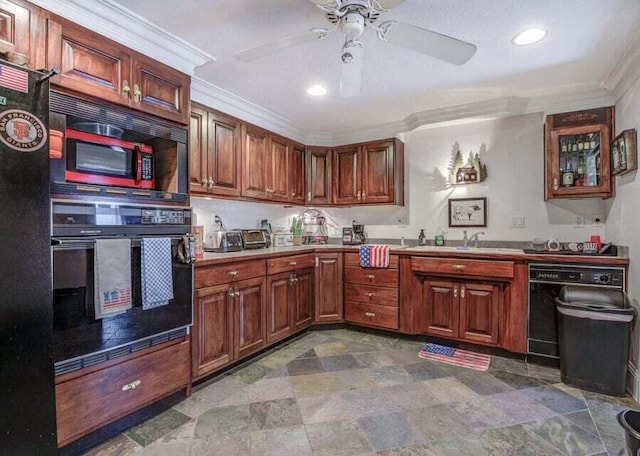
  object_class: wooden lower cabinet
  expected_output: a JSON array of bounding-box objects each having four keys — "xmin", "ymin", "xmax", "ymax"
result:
[
  {"xmin": 420, "ymin": 277, "xmax": 501, "ymax": 346},
  {"xmin": 235, "ymin": 277, "xmax": 267, "ymax": 359},
  {"xmin": 192, "ymin": 285, "xmax": 234, "ymax": 378},
  {"xmin": 55, "ymin": 339, "xmax": 190, "ymax": 447},
  {"xmin": 315, "ymin": 253, "xmax": 344, "ymax": 323},
  {"xmin": 267, "ymin": 267, "xmax": 314, "ymax": 343}
]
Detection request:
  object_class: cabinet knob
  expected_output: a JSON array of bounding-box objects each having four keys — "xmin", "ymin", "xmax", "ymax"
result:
[
  {"xmin": 235, "ymin": 288, "xmax": 240, "ymax": 297},
  {"xmin": 365, "ymin": 274, "xmax": 375, "ymax": 280},
  {"xmin": 121, "ymin": 379, "xmax": 141, "ymax": 391},
  {"xmin": 208, "ymin": 177, "xmax": 215, "ymax": 189},
  {"xmin": 122, "ymin": 80, "xmax": 131, "ymax": 99},
  {"xmin": 357, "ymin": 191, "xmax": 361, "ymax": 201},
  {"xmin": 228, "ymin": 271, "xmax": 239, "ymax": 277},
  {"xmin": 307, "ymin": 192, "xmax": 311, "ymax": 202},
  {"xmin": 201, "ymin": 176, "xmax": 207, "ymax": 187},
  {"xmin": 453, "ymin": 285, "xmax": 458, "ymax": 298},
  {"xmin": 291, "ymin": 192, "xmax": 296, "ymax": 197},
  {"xmin": 362, "ymin": 192, "xmax": 366, "ymax": 201},
  {"xmin": 367, "ymin": 292, "xmax": 374, "ymax": 298},
  {"xmin": 133, "ymin": 83, "xmax": 142, "ymax": 103},
  {"xmin": 229, "ymin": 287, "xmax": 235, "ymax": 297},
  {"xmin": 460, "ymin": 285, "xmax": 466, "ymax": 298},
  {"xmin": 553, "ymin": 178, "xmax": 559, "ymax": 191}
]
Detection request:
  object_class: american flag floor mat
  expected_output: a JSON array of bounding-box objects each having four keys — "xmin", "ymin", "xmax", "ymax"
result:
[{"xmin": 418, "ymin": 343, "xmax": 490, "ymax": 371}]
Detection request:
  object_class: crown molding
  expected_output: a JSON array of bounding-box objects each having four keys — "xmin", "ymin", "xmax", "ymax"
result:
[
  {"xmin": 191, "ymin": 78, "xmax": 309, "ymax": 144},
  {"xmin": 602, "ymin": 26, "xmax": 640, "ymax": 104},
  {"xmin": 28, "ymin": 0, "xmax": 214, "ymax": 75},
  {"xmin": 527, "ymin": 87, "xmax": 614, "ymax": 116}
]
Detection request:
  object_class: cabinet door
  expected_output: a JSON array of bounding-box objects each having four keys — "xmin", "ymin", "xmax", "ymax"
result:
[
  {"xmin": 132, "ymin": 52, "xmax": 190, "ymax": 124},
  {"xmin": 0, "ymin": 0, "xmax": 31, "ymax": 63},
  {"xmin": 46, "ymin": 18, "xmax": 131, "ymax": 106},
  {"xmin": 422, "ymin": 278, "xmax": 458, "ymax": 338},
  {"xmin": 306, "ymin": 147, "xmax": 332, "ymax": 205},
  {"xmin": 361, "ymin": 140, "xmax": 396, "ymax": 204},
  {"xmin": 333, "ymin": 145, "xmax": 360, "ymax": 204},
  {"xmin": 315, "ymin": 253, "xmax": 344, "ymax": 322},
  {"xmin": 290, "ymin": 142, "xmax": 306, "ymax": 204},
  {"xmin": 268, "ymin": 135, "xmax": 290, "ymax": 202},
  {"xmin": 234, "ymin": 277, "xmax": 267, "ymax": 359},
  {"xmin": 458, "ymin": 281, "xmax": 500, "ymax": 345},
  {"xmin": 242, "ymin": 125, "xmax": 269, "ymax": 199},
  {"xmin": 294, "ymin": 268, "xmax": 314, "ymax": 330},
  {"xmin": 208, "ymin": 110, "xmax": 242, "ymax": 197},
  {"xmin": 189, "ymin": 106, "xmax": 208, "ymax": 194},
  {"xmin": 192, "ymin": 285, "xmax": 234, "ymax": 378},
  {"xmin": 266, "ymin": 272, "xmax": 294, "ymax": 344}
]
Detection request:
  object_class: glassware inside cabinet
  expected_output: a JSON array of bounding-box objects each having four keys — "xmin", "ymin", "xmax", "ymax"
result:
[{"xmin": 558, "ymin": 132, "xmax": 600, "ymax": 187}]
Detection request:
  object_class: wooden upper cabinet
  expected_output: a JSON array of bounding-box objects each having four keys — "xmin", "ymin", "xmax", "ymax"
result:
[
  {"xmin": 290, "ymin": 142, "xmax": 306, "ymax": 205},
  {"xmin": 46, "ymin": 15, "xmax": 190, "ymax": 124},
  {"xmin": 268, "ymin": 135, "xmax": 290, "ymax": 202},
  {"xmin": 544, "ymin": 107, "xmax": 614, "ymax": 200},
  {"xmin": 332, "ymin": 138, "xmax": 404, "ymax": 205},
  {"xmin": 190, "ymin": 104, "xmax": 242, "ymax": 196},
  {"xmin": 0, "ymin": 0, "xmax": 37, "ymax": 67},
  {"xmin": 306, "ymin": 147, "xmax": 332, "ymax": 205},
  {"xmin": 132, "ymin": 53, "xmax": 190, "ymax": 124},
  {"xmin": 242, "ymin": 124, "xmax": 269, "ymax": 199}
]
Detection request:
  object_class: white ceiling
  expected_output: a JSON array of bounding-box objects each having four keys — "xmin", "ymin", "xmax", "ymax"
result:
[{"xmin": 73, "ymin": 1, "xmax": 640, "ymax": 137}]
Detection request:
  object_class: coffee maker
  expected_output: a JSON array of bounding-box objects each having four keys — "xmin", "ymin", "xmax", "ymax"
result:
[{"xmin": 342, "ymin": 220, "xmax": 366, "ymax": 245}]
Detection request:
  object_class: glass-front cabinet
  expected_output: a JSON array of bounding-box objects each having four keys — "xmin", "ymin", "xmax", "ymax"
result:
[{"xmin": 544, "ymin": 107, "xmax": 614, "ymax": 200}]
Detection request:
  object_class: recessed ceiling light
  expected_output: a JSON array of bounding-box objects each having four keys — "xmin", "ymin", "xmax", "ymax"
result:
[
  {"xmin": 512, "ymin": 28, "xmax": 547, "ymax": 46},
  {"xmin": 307, "ymin": 84, "xmax": 327, "ymax": 96}
]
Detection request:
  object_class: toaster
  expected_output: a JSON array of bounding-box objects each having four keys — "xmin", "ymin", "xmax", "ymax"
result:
[{"xmin": 204, "ymin": 230, "xmax": 243, "ymax": 252}]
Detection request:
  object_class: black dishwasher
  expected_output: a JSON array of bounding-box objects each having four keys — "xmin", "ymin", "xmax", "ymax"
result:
[{"xmin": 528, "ymin": 263, "xmax": 625, "ymax": 361}]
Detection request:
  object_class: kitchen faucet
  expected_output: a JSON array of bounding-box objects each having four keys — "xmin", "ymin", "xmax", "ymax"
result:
[{"xmin": 462, "ymin": 230, "xmax": 485, "ymax": 247}]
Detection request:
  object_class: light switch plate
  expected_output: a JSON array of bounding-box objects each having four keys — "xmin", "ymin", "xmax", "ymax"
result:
[
  {"xmin": 511, "ymin": 215, "xmax": 525, "ymax": 228},
  {"xmin": 574, "ymin": 215, "xmax": 584, "ymax": 227}
]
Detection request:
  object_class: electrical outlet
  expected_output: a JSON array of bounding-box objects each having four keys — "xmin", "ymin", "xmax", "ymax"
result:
[
  {"xmin": 574, "ymin": 214, "xmax": 584, "ymax": 227},
  {"xmin": 511, "ymin": 215, "xmax": 525, "ymax": 228},
  {"xmin": 592, "ymin": 214, "xmax": 604, "ymax": 226}
]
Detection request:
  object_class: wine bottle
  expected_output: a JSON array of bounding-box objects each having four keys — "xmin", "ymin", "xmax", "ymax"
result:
[
  {"xmin": 583, "ymin": 134, "xmax": 591, "ymax": 150},
  {"xmin": 561, "ymin": 138, "xmax": 568, "ymax": 153},
  {"xmin": 572, "ymin": 137, "xmax": 578, "ymax": 152},
  {"xmin": 590, "ymin": 134, "xmax": 597, "ymax": 149},
  {"xmin": 577, "ymin": 135, "xmax": 584, "ymax": 151}
]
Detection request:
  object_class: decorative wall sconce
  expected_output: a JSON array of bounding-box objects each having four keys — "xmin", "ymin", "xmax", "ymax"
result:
[{"xmin": 448, "ymin": 148, "xmax": 488, "ymax": 185}]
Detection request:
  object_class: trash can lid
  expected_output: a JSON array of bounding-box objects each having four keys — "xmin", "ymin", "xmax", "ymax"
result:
[{"xmin": 557, "ymin": 285, "xmax": 629, "ymax": 309}]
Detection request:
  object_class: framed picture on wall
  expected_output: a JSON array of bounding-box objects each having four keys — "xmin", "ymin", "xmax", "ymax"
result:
[
  {"xmin": 448, "ymin": 197, "xmax": 487, "ymax": 228},
  {"xmin": 611, "ymin": 129, "xmax": 637, "ymax": 176}
]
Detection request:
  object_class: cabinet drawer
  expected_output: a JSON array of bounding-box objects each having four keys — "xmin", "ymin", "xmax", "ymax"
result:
[
  {"xmin": 55, "ymin": 340, "xmax": 190, "ymax": 447},
  {"xmin": 345, "ymin": 252, "xmax": 399, "ymax": 269},
  {"xmin": 344, "ymin": 266, "xmax": 398, "ymax": 287},
  {"xmin": 196, "ymin": 259, "xmax": 266, "ymax": 288},
  {"xmin": 267, "ymin": 254, "xmax": 315, "ymax": 275},
  {"xmin": 412, "ymin": 257, "xmax": 514, "ymax": 280},
  {"xmin": 345, "ymin": 301, "xmax": 399, "ymax": 330},
  {"xmin": 345, "ymin": 283, "xmax": 398, "ymax": 307}
]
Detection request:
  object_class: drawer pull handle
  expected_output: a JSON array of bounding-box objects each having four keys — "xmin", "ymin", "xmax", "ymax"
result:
[
  {"xmin": 228, "ymin": 271, "xmax": 239, "ymax": 277},
  {"xmin": 290, "ymin": 261, "xmax": 297, "ymax": 266},
  {"xmin": 367, "ymin": 292, "xmax": 374, "ymax": 298},
  {"xmin": 122, "ymin": 80, "xmax": 131, "ymax": 98},
  {"xmin": 453, "ymin": 285, "xmax": 458, "ymax": 298},
  {"xmin": 122, "ymin": 380, "xmax": 141, "ymax": 391},
  {"xmin": 364, "ymin": 312, "xmax": 376, "ymax": 318},
  {"xmin": 452, "ymin": 265, "xmax": 465, "ymax": 270},
  {"xmin": 365, "ymin": 274, "xmax": 375, "ymax": 280},
  {"xmin": 461, "ymin": 285, "xmax": 466, "ymax": 298}
]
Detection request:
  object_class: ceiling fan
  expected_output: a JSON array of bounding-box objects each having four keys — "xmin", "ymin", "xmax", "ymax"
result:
[{"xmin": 234, "ymin": 0, "xmax": 477, "ymax": 98}]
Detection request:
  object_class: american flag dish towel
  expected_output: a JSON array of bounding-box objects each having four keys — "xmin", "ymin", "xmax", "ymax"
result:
[{"xmin": 359, "ymin": 244, "xmax": 390, "ymax": 268}]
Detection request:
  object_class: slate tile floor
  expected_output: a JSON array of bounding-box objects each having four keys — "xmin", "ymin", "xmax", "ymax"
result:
[{"xmin": 84, "ymin": 329, "xmax": 639, "ymax": 456}]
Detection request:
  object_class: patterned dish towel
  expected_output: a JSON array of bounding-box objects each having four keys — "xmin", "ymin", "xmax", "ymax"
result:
[
  {"xmin": 359, "ymin": 244, "xmax": 390, "ymax": 268},
  {"xmin": 94, "ymin": 239, "xmax": 132, "ymax": 319},
  {"xmin": 141, "ymin": 237, "xmax": 174, "ymax": 310}
]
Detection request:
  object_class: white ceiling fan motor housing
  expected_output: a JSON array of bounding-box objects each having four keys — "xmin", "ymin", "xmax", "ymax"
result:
[{"xmin": 341, "ymin": 12, "xmax": 366, "ymax": 39}]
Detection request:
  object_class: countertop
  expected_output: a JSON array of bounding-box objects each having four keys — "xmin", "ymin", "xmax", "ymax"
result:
[{"xmin": 195, "ymin": 243, "xmax": 629, "ymax": 267}]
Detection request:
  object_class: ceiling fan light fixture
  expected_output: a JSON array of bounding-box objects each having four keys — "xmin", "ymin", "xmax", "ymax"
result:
[
  {"xmin": 512, "ymin": 28, "xmax": 547, "ymax": 46},
  {"xmin": 307, "ymin": 84, "xmax": 328, "ymax": 96}
]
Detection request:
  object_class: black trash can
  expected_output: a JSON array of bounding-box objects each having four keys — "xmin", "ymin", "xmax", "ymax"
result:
[
  {"xmin": 556, "ymin": 286, "xmax": 635, "ymax": 396},
  {"xmin": 618, "ymin": 409, "xmax": 640, "ymax": 456}
]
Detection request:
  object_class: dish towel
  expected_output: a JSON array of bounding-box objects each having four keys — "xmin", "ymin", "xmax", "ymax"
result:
[
  {"xmin": 359, "ymin": 244, "xmax": 390, "ymax": 268},
  {"xmin": 141, "ymin": 237, "xmax": 174, "ymax": 310},
  {"xmin": 94, "ymin": 239, "xmax": 132, "ymax": 319}
]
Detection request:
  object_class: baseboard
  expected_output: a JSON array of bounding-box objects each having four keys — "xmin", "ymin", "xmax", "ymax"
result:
[{"xmin": 627, "ymin": 361, "xmax": 640, "ymax": 400}]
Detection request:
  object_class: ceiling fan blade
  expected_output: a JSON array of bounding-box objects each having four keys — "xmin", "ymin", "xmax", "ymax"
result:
[
  {"xmin": 383, "ymin": 22, "xmax": 477, "ymax": 65},
  {"xmin": 372, "ymin": 0, "xmax": 407, "ymax": 10},
  {"xmin": 235, "ymin": 30, "xmax": 325, "ymax": 62},
  {"xmin": 340, "ymin": 45, "xmax": 364, "ymax": 98}
]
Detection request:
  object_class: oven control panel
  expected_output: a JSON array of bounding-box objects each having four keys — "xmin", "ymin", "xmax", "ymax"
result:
[{"xmin": 141, "ymin": 209, "xmax": 185, "ymax": 225}]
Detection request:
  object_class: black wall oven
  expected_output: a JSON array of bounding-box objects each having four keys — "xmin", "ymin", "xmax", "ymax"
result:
[
  {"xmin": 51, "ymin": 200, "xmax": 194, "ymax": 375},
  {"xmin": 528, "ymin": 263, "xmax": 625, "ymax": 361}
]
